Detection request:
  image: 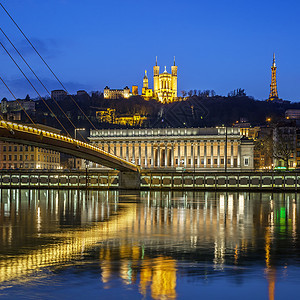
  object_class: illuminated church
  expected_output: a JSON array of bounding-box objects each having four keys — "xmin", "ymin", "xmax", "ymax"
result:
[{"xmin": 142, "ymin": 57, "xmax": 178, "ymax": 103}]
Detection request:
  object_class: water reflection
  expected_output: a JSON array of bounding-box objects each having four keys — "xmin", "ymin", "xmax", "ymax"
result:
[{"xmin": 0, "ymin": 190, "xmax": 300, "ymax": 299}]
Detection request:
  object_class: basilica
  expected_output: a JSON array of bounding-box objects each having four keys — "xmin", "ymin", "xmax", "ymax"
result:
[{"xmin": 142, "ymin": 57, "xmax": 178, "ymax": 103}]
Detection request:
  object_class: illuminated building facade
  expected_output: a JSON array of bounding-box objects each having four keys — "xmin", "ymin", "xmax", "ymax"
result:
[
  {"xmin": 103, "ymin": 86, "xmax": 130, "ymax": 99},
  {"xmin": 96, "ymin": 108, "xmax": 147, "ymax": 126},
  {"xmin": 0, "ymin": 141, "xmax": 61, "ymax": 170},
  {"xmin": 141, "ymin": 70, "xmax": 153, "ymax": 99},
  {"xmin": 153, "ymin": 57, "xmax": 178, "ymax": 103},
  {"xmin": 89, "ymin": 127, "xmax": 254, "ymax": 170}
]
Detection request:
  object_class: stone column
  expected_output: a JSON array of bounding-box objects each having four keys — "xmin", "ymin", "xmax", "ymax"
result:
[
  {"xmin": 114, "ymin": 142, "xmax": 117, "ymax": 155},
  {"xmin": 107, "ymin": 143, "xmax": 110, "ymax": 154},
  {"xmin": 191, "ymin": 142, "xmax": 194, "ymax": 169},
  {"xmin": 204, "ymin": 141, "xmax": 207, "ymax": 168},
  {"xmin": 151, "ymin": 143, "xmax": 154, "ymax": 168},
  {"xmin": 138, "ymin": 142, "xmax": 141, "ymax": 166},
  {"xmin": 184, "ymin": 141, "xmax": 187, "ymax": 168},
  {"xmin": 217, "ymin": 143, "xmax": 220, "ymax": 168},
  {"xmin": 231, "ymin": 142, "xmax": 234, "ymax": 168},
  {"xmin": 171, "ymin": 144, "xmax": 174, "ymax": 168},
  {"xmin": 197, "ymin": 142, "xmax": 200, "ymax": 168},
  {"xmin": 164, "ymin": 143, "xmax": 168, "ymax": 168},
  {"xmin": 211, "ymin": 143, "xmax": 214, "ymax": 168},
  {"xmin": 126, "ymin": 143, "xmax": 129, "ymax": 161},
  {"xmin": 120, "ymin": 142, "xmax": 123, "ymax": 158},
  {"xmin": 178, "ymin": 141, "xmax": 181, "ymax": 166},
  {"xmin": 157, "ymin": 143, "xmax": 160, "ymax": 167},
  {"xmin": 238, "ymin": 143, "xmax": 241, "ymax": 168},
  {"xmin": 145, "ymin": 142, "xmax": 148, "ymax": 168},
  {"xmin": 132, "ymin": 141, "xmax": 135, "ymax": 164}
]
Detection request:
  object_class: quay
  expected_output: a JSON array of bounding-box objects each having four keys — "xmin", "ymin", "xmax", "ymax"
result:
[{"xmin": 0, "ymin": 170, "xmax": 299, "ymax": 191}]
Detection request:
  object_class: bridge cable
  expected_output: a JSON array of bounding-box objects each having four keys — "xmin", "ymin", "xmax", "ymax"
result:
[
  {"xmin": 0, "ymin": 2, "xmax": 98, "ymax": 132},
  {"xmin": 0, "ymin": 76, "xmax": 36, "ymax": 125},
  {"xmin": 0, "ymin": 42, "xmax": 71, "ymax": 137},
  {"xmin": 0, "ymin": 27, "xmax": 87, "ymax": 142}
]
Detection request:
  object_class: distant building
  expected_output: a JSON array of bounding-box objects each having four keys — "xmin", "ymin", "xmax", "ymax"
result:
[
  {"xmin": 96, "ymin": 108, "xmax": 116, "ymax": 123},
  {"xmin": 0, "ymin": 124, "xmax": 61, "ymax": 170},
  {"xmin": 103, "ymin": 86, "xmax": 130, "ymax": 99},
  {"xmin": 132, "ymin": 86, "xmax": 139, "ymax": 96},
  {"xmin": 0, "ymin": 143, "xmax": 61, "ymax": 170},
  {"xmin": 51, "ymin": 90, "xmax": 67, "ymax": 101},
  {"xmin": 89, "ymin": 127, "xmax": 254, "ymax": 170},
  {"xmin": 0, "ymin": 98, "xmax": 35, "ymax": 121},
  {"xmin": 141, "ymin": 70, "xmax": 153, "ymax": 100},
  {"xmin": 153, "ymin": 57, "xmax": 178, "ymax": 103},
  {"xmin": 285, "ymin": 109, "xmax": 300, "ymax": 120},
  {"xmin": 77, "ymin": 90, "xmax": 88, "ymax": 96},
  {"xmin": 96, "ymin": 108, "xmax": 147, "ymax": 126}
]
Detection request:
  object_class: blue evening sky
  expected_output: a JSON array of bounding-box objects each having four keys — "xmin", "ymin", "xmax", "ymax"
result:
[{"xmin": 0, "ymin": 0, "xmax": 299, "ymax": 101}]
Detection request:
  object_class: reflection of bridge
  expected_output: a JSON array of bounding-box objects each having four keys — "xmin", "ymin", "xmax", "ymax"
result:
[{"xmin": 0, "ymin": 121, "xmax": 139, "ymax": 174}]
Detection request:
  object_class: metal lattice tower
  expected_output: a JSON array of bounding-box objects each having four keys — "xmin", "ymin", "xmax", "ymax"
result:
[{"xmin": 269, "ymin": 53, "xmax": 279, "ymax": 100}]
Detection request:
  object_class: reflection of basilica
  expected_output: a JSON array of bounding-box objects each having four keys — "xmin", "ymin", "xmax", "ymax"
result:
[{"xmin": 0, "ymin": 190, "xmax": 299, "ymax": 298}]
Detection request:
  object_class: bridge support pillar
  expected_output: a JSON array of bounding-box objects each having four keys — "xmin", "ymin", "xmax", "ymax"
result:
[{"xmin": 119, "ymin": 171, "xmax": 140, "ymax": 190}]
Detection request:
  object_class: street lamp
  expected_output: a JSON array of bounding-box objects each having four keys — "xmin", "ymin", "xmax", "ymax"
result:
[{"xmin": 74, "ymin": 128, "xmax": 85, "ymax": 140}]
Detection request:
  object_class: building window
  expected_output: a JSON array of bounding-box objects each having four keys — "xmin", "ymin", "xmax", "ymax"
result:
[
  {"xmin": 14, "ymin": 155, "xmax": 17, "ymax": 161},
  {"xmin": 3, "ymin": 146, "xmax": 6, "ymax": 151},
  {"xmin": 19, "ymin": 146, "xmax": 23, "ymax": 151},
  {"xmin": 8, "ymin": 146, "xmax": 12, "ymax": 152},
  {"xmin": 244, "ymin": 157, "xmax": 249, "ymax": 166},
  {"xmin": 208, "ymin": 159, "xmax": 211, "ymax": 165},
  {"xmin": 290, "ymin": 161, "xmax": 293, "ymax": 167},
  {"xmin": 3, "ymin": 155, "xmax": 6, "ymax": 161},
  {"xmin": 31, "ymin": 155, "xmax": 34, "ymax": 161},
  {"xmin": 20, "ymin": 155, "xmax": 23, "ymax": 161},
  {"xmin": 201, "ymin": 159, "xmax": 204, "ymax": 165},
  {"xmin": 214, "ymin": 159, "xmax": 217, "ymax": 165},
  {"xmin": 14, "ymin": 146, "xmax": 17, "ymax": 151},
  {"xmin": 8, "ymin": 155, "xmax": 11, "ymax": 161},
  {"xmin": 188, "ymin": 159, "xmax": 191, "ymax": 165},
  {"xmin": 228, "ymin": 159, "xmax": 231, "ymax": 165},
  {"xmin": 221, "ymin": 159, "xmax": 224, "ymax": 164},
  {"xmin": 31, "ymin": 146, "xmax": 34, "ymax": 151}
]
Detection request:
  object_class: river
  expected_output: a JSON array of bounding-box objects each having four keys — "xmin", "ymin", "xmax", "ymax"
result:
[{"xmin": 0, "ymin": 189, "xmax": 299, "ymax": 299}]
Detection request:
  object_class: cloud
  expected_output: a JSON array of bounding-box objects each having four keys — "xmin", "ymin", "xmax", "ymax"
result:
[{"xmin": 0, "ymin": 76, "xmax": 92, "ymax": 100}]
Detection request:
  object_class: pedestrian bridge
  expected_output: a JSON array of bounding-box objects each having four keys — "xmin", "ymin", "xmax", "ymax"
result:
[{"xmin": 0, "ymin": 121, "xmax": 138, "ymax": 173}]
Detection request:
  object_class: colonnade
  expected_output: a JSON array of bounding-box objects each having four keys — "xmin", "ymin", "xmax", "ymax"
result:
[{"xmin": 94, "ymin": 140, "xmax": 241, "ymax": 169}]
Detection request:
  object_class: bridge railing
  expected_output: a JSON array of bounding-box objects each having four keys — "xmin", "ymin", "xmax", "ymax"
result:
[{"xmin": 0, "ymin": 121, "xmax": 137, "ymax": 169}]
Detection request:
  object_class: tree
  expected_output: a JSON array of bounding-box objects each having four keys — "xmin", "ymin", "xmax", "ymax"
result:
[
  {"xmin": 273, "ymin": 126, "xmax": 296, "ymax": 170},
  {"xmin": 181, "ymin": 90, "xmax": 187, "ymax": 98},
  {"xmin": 188, "ymin": 90, "xmax": 193, "ymax": 97},
  {"xmin": 25, "ymin": 94, "xmax": 30, "ymax": 101}
]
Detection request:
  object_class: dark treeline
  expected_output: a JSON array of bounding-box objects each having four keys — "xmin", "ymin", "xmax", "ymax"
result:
[{"xmin": 5, "ymin": 92, "xmax": 300, "ymax": 137}]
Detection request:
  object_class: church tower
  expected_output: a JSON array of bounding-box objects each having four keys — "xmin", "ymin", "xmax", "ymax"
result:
[
  {"xmin": 171, "ymin": 56, "xmax": 178, "ymax": 98},
  {"xmin": 268, "ymin": 53, "xmax": 280, "ymax": 101},
  {"xmin": 143, "ymin": 70, "xmax": 149, "ymax": 89},
  {"xmin": 153, "ymin": 56, "xmax": 160, "ymax": 97}
]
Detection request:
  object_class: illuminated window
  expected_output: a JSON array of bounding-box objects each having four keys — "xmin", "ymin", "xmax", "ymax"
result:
[{"xmin": 244, "ymin": 157, "xmax": 249, "ymax": 166}]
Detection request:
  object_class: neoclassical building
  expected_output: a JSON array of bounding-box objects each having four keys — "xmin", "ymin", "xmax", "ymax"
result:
[{"xmin": 88, "ymin": 127, "xmax": 254, "ymax": 171}]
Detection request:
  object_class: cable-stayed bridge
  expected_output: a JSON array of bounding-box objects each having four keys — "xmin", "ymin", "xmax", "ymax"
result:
[{"xmin": 0, "ymin": 120, "xmax": 139, "ymax": 173}]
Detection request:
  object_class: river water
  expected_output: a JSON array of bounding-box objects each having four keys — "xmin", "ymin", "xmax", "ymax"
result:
[{"xmin": 0, "ymin": 189, "xmax": 300, "ymax": 299}]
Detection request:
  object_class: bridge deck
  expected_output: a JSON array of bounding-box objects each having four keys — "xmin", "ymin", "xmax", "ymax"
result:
[{"xmin": 0, "ymin": 121, "xmax": 138, "ymax": 172}]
